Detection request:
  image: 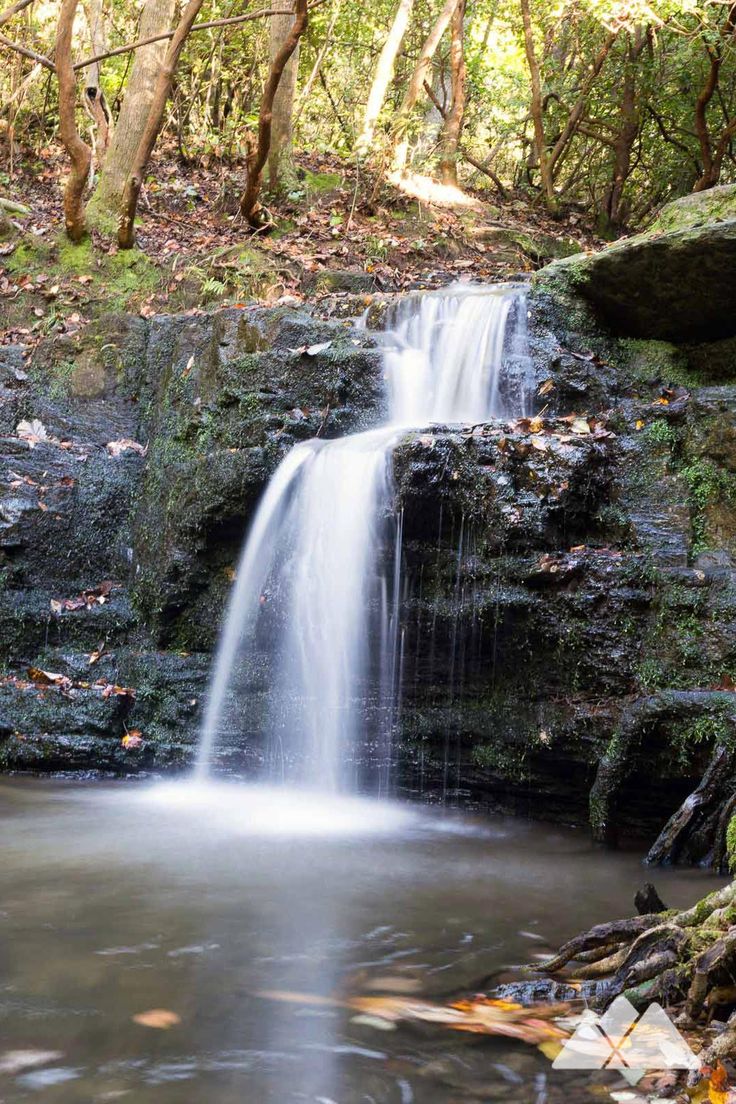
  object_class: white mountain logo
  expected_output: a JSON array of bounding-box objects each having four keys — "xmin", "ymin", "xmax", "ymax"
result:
[{"xmin": 553, "ymin": 995, "xmax": 700, "ymax": 1085}]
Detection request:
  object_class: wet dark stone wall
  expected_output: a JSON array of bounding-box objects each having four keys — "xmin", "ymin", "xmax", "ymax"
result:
[{"xmin": 2, "ymin": 285, "xmax": 736, "ymax": 861}]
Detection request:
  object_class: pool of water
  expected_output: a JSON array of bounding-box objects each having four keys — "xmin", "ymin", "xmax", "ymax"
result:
[{"xmin": 0, "ymin": 778, "xmax": 725, "ymax": 1103}]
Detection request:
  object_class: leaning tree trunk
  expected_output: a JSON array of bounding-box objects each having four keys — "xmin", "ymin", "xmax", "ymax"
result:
[
  {"xmin": 240, "ymin": 0, "xmax": 308, "ymax": 227},
  {"xmin": 437, "ymin": 0, "xmax": 466, "ymax": 186},
  {"xmin": 56, "ymin": 0, "xmax": 93, "ymax": 241},
  {"xmin": 87, "ymin": 0, "xmax": 176, "ymax": 232},
  {"xmin": 389, "ymin": 0, "xmax": 461, "ymax": 174},
  {"xmin": 118, "ymin": 0, "xmax": 205, "ymax": 247},
  {"xmin": 267, "ymin": 3, "xmax": 301, "ymax": 193},
  {"xmin": 356, "ymin": 0, "xmax": 415, "ymax": 156}
]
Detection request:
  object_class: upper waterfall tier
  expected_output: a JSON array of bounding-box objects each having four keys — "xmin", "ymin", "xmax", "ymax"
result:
[{"xmin": 381, "ymin": 283, "xmax": 530, "ymax": 425}]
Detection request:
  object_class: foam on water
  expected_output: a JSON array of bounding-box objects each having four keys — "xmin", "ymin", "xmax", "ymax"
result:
[{"xmin": 138, "ymin": 781, "xmax": 417, "ymax": 838}]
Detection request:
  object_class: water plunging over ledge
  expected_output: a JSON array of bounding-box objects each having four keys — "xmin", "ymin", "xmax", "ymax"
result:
[{"xmin": 197, "ymin": 283, "xmax": 531, "ymax": 787}]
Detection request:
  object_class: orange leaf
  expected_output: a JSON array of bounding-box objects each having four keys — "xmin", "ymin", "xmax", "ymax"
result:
[{"xmin": 132, "ymin": 1009, "xmax": 181, "ymax": 1029}]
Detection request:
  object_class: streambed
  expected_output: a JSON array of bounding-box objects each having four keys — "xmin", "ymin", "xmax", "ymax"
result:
[{"xmin": 0, "ymin": 779, "xmax": 725, "ymax": 1103}]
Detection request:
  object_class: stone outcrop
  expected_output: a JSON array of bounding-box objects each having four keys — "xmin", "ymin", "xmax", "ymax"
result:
[{"xmin": 539, "ymin": 184, "xmax": 736, "ymax": 343}]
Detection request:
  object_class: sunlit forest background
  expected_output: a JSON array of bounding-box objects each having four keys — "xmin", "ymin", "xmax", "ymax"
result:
[{"xmin": 3, "ymin": 0, "xmax": 736, "ymax": 227}]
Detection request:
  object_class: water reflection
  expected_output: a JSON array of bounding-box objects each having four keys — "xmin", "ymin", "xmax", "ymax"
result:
[{"xmin": 0, "ymin": 779, "xmax": 726, "ymax": 1102}]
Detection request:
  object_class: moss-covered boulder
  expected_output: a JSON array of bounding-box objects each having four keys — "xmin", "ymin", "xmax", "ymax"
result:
[{"xmin": 537, "ymin": 184, "xmax": 736, "ymax": 343}]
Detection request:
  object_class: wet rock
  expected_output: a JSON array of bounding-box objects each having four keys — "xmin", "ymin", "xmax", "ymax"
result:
[
  {"xmin": 635, "ymin": 883, "xmax": 668, "ymax": 914},
  {"xmin": 537, "ymin": 184, "xmax": 736, "ymax": 342}
]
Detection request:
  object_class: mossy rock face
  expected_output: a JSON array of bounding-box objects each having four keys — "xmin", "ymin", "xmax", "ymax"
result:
[
  {"xmin": 537, "ymin": 186, "xmax": 736, "ymax": 343},
  {"xmin": 648, "ymin": 183, "xmax": 736, "ymax": 234}
]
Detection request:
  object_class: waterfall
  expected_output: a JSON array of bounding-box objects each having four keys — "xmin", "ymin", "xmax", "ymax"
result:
[{"xmin": 197, "ymin": 283, "xmax": 529, "ymax": 788}]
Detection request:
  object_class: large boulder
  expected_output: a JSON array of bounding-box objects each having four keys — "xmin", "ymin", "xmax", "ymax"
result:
[{"xmin": 537, "ymin": 184, "xmax": 736, "ymax": 342}]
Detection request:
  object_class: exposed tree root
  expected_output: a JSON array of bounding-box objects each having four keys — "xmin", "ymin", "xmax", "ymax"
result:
[{"xmin": 534, "ymin": 880, "xmax": 736, "ymax": 1071}]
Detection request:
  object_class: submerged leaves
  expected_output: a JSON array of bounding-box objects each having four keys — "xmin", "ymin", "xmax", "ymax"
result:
[
  {"xmin": 132, "ymin": 1009, "xmax": 181, "ymax": 1029},
  {"xmin": 255, "ymin": 989, "xmax": 571, "ymax": 1048}
]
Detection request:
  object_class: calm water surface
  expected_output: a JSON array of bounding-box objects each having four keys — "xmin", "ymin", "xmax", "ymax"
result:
[{"xmin": 0, "ymin": 778, "xmax": 725, "ymax": 1103}]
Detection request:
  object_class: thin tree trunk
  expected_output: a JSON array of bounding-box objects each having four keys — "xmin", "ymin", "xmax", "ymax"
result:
[
  {"xmin": 519, "ymin": 0, "xmax": 554, "ymax": 208},
  {"xmin": 118, "ymin": 0, "xmax": 206, "ymax": 247},
  {"xmin": 437, "ymin": 0, "xmax": 466, "ymax": 186},
  {"xmin": 356, "ymin": 0, "xmax": 414, "ymax": 156},
  {"xmin": 603, "ymin": 29, "xmax": 644, "ymax": 230},
  {"xmin": 267, "ymin": 2, "xmax": 301, "ymax": 191},
  {"xmin": 292, "ymin": 0, "xmax": 341, "ymax": 129},
  {"xmin": 55, "ymin": 0, "xmax": 93, "ymax": 241},
  {"xmin": 693, "ymin": 48, "xmax": 720, "ymax": 189},
  {"xmin": 240, "ymin": 0, "xmax": 308, "ymax": 227},
  {"xmin": 83, "ymin": 0, "xmax": 112, "ymax": 161},
  {"xmin": 693, "ymin": 2, "xmax": 736, "ymax": 191},
  {"xmin": 547, "ymin": 30, "xmax": 618, "ymax": 177},
  {"xmin": 88, "ymin": 0, "xmax": 176, "ymax": 231},
  {"xmin": 390, "ymin": 0, "xmax": 461, "ymax": 173}
]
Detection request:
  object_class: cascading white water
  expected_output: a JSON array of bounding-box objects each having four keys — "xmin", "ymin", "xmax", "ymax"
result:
[
  {"xmin": 197, "ymin": 282, "xmax": 529, "ymax": 789},
  {"xmin": 384, "ymin": 284, "xmax": 525, "ymax": 423}
]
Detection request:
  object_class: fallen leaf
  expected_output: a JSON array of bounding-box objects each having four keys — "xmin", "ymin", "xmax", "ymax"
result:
[
  {"xmin": 101, "ymin": 684, "xmax": 136, "ymax": 702},
  {"xmin": 106, "ymin": 438, "xmax": 147, "ymax": 458},
  {"xmin": 27, "ymin": 667, "xmax": 66, "ymax": 686},
  {"xmin": 121, "ymin": 730, "xmax": 143, "ymax": 749},
  {"xmin": 16, "ymin": 418, "xmax": 48, "ymax": 447},
  {"xmin": 132, "ymin": 1009, "xmax": 181, "ymax": 1029},
  {"xmin": 88, "ymin": 642, "xmax": 106, "ymax": 665}
]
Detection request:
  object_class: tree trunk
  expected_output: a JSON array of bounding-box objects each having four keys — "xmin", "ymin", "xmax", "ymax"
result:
[
  {"xmin": 390, "ymin": 0, "xmax": 461, "ymax": 173},
  {"xmin": 267, "ymin": 4, "xmax": 301, "ymax": 192},
  {"xmin": 437, "ymin": 0, "xmax": 466, "ymax": 186},
  {"xmin": 118, "ymin": 0, "xmax": 206, "ymax": 247},
  {"xmin": 519, "ymin": 0, "xmax": 555, "ymax": 209},
  {"xmin": 693, "ymin": 48, "xmax": 720, "ymax": 191},
  {"xmin": 356, "ymin": 0, "xmax": 414, "ymax": 156},
  {"xmin": 603, "ymin": 29, "xmax": 644, "ymax": 231},
  {"xmin": 87, "ymin": 0, "xmax": 176, "ymax": 232},
  {"xmin": 693, "ymin": 2, "xmax": 736, "ymax": 191},
  {"xmin": 240, "ymin": 0, "xmax": 308, "ymax": 227},
  {"xmin": 83, "ymin": 0, "xmax": 112, "ymax": 162},
  {"xmin": 55, "ymin": 0, "xmax": 93, "ymax": 242}
]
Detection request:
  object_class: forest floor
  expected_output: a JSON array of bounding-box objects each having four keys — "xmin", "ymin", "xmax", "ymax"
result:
[{"xmin": 1, "ymin": 144, "xmax": 600, "ymax": 345}]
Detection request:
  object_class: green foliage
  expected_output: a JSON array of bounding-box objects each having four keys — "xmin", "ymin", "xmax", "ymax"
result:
[
  {"xmin": 472, "ymin": 740, "xmax": 529, "ymax": 782},
  {"xmin": 672, "ymin": 712, "xmax": 734, "ymax": 768},
  {"xmin": 644, "ymin": 419, "xmax": 679, "ymax": 449},
  {"xmin": 726, "ymin": 815, "xmax": 736, "ymax": 872},
  {"xmin": 680, "ymin": 459, "xmax": 736, "ymax": 553}
]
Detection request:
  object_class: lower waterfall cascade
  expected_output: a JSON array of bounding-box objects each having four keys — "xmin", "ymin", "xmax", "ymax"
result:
[{"xmin": 197, "ymin": 282, "xmax": 531, "ymax": 789}]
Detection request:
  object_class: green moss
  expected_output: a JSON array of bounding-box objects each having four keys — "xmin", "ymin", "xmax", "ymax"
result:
[
  {"xmin": 644, "ymin": 418, "xmax": 679, "ymax": 449},
  {"xmin": 302, "ymin": 169, "xmax": 342, "ymax": 195},
  {"xmin": 726, "ymin": 815, "xmax": 736, "ymax": 872},
  {"xmin": 472, "ymin": 740, "xmax": 529, "ymax": 782},
  {"xmin": 647, "ymin": 184, "xmax": 736, "ymax": 235},
  {"xmin": 672, "ymin": 712, "xmax": 733, "ymax": 767},
  {"xmin": 620, "ymin": 338, "xmax": 696, "ymax": 387},
  {"xmin": 636, "ymin": 657, "xmax": 667, "ymax": 691},
  {"xmin": 680, "ymin": 458, "xmax": 736, "ymax": 553}
]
